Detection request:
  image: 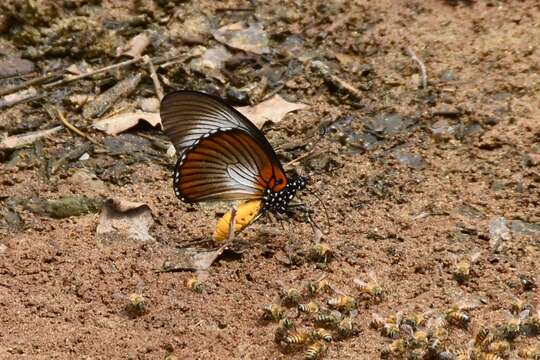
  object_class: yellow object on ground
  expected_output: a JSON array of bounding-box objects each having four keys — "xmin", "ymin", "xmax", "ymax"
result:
[{"xmin": 213, "ymin": 200, "xmax": 262, "ymax": 241}]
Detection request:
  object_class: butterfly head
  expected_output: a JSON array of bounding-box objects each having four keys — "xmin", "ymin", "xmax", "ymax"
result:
[{"xmin": 263, "ymin": 176, "xmax": 306, "ymax": 214}]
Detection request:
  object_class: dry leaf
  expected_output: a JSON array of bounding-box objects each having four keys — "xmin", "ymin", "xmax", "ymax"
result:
[
  {"xmin": 0, "ymin": 126, "xmax": 62, "ymax": 150},
  {"xmin": 93, "ymin": 111, "xmax": 161, "ymax": 135},
  {"xmin": 335, "ymin": 53, "xmax": 355, "ymax": 67},
  {"xmin": 189, "ymin": 45, "xmax": 232, "ymax": 83},
  {"xmin": 118, "ymin": 33, "xmax": 151, "ymax": 58},
  {"xmin": 96, "ymin": 198, "xmax": 154, "ymax": 243},
  {"xmin": 161, "ymin": 246, "xmax": 227, "ymax": 272},
  {"xmin": 235, "ymin": 95, "xmax": 308, "ymax": 128},
  {"xmin": 212, "ymin": 22, "xmax": 269, "ymax": 55}
]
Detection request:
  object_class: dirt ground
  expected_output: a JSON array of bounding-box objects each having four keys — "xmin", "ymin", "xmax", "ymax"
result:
[{"xmin": 1, "ymin": 0, "xmax": 539, "ymax": 359}]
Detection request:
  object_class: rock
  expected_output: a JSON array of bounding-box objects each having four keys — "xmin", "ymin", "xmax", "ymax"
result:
[
  {"xmin": 430, "ymin": 119, "xmax": 456, "ymax": 140},
  {"xmin": 511, "ymin": 220, "xmax": 540, "ymax": 236},
  {"xmin": 394, "ymin": 149, "xmax": 426, "ymax": 169},
  {"xmin": 0, "ymin": 57, "xmax": 35, "ymax": 78},
  {"xmin": 439, "ymin": 69, "xmax": 454, "ymax": 81},
  {"xmin": 25, "ymin": 197, "xmax": 103, "ymax": 218},
  {"xmin": 488, "ymin": 217, "xmax": 511, "ymax": 252},
  {"xmin": 170, "ymin": 11, "xmax": 210, "ymax": 44},
  {"xmin": 138, "ymin": 97, "xmax": 160, "ymax": 113},
  {"xmin": 212, "ymin": 22, "xmax": 270, "ymax": 55},
  {"xmin": 68, "ymin": 169, "xmax": 108, "ymax": 195},
  {"xmin": 189, "ymin": 45, "xmax": 232, "ymax": 83},
  {"xmin": 364, "ymin": 113, "xmax": 409, "ymax": 136},
  {"xmin": 524, "ymin": 153, "xmax": 540, "ymax": 167}
]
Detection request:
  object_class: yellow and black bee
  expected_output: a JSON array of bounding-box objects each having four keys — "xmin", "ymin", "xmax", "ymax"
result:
[
  {"xmin": 486, "ymin": 340, "xmax": 511, "ymax": 356},
  {"xmin": 126, "ymin": 293, "xmax": 147, "ymax": 316},
  {"xmin": 274, "ymin": 317, "xmax": 295, "ymax": 343},
  {"xmin": 310, "ymin": 243, "xmax": 332, "ymax": 263},
  {"xmin": 502, "ymin": 309, "xmax": 530, "ymax": 340},
  {"xmin": 381, "ymin": 339, "xmax": 406, "ymax": 358},
  {"xmin": 518, "ymin": 346, "xmax": 540, "ymax": 359},
  {"xmin": 262, "ymin": 303, "xmax": 286, "ymax": 321},
  {"xmin": 281, "ymin": 287, "xmax": 302, "ymax": 306},
  {"xmin": 445, "ymin": 305, "xmax": 471, "ymax": 328},
  {"xmin": 381, "ymin": 312, "xmax": 402, "ymax": 339},
  {"xmin": 304, "ymin": 340, "xmax": 328, "ymax": 360},
  {"xmin": 354, "ymin": 272, "xmax": 384, "ymax": 302},
  {"xmin": 298, "ymin": 301, "xmax": 320, "ymax": 314},
  {"xmin": 310, "ymin": 328, "xmax": 333, "ymax": 342},
  {"xmin": 306, "ymin": 278, "xmax": 330, "ymax": 296},
  {"xmin": 326, "ymin": 295, "xmax": 357, "ymax": 311},
  {"xmin": 315, "ymin": 310, "xmax": 343, "ymax": 328},
  {"xmin": 452, "ymin": 251, "xmax": 481, "ymax": 284},
  {"xmin": 186, "ymin": 277, "xmax": 204, "ymax": 293},
  {"xmin": 336, "ymin": 317, "xmax": 356, "ymax": 339},
  {"xmin": 284, "ymin": 329, "xmax": 309, "ymax": 345}
]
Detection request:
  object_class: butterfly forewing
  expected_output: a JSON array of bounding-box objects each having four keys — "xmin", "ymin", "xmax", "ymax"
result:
[{"xmin": 161, "ymin": 91, "xmax": 278, "ymax": 161}]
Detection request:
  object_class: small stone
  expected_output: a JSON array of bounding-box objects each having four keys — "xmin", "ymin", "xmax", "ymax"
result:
[
  {"xmin": 439, "ymin": 69, "xmax": 454, "ymax": 82},
  {"xmin": 430, "ymin": 119, "xmax": 456, "ymax": 140},
  {"xmin": 25, "ymin": 197, "xmax": 103, "ymax": 218},
  {"xmin": 68, "ymin": 169, "xmax": 108, "ymax": 195},
  {"xmin": 138, "ymin": 97, "xmax": 160, "ymax": 113},
  {"xmin": 394, "ymin": 150, "xmax": 426, "ymax": 169},
  {"xmin": 524, "ymin": 153, "xmax": 540, "ymax": 167},
  {"xmin": 488, "ymin": 217, "xmax": 511, "ymax": 252}
]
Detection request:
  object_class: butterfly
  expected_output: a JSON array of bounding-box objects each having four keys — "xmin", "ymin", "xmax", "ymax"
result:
[{"xmin": 160, "ymin": 91, "xmax": 307, "ymax": 227}]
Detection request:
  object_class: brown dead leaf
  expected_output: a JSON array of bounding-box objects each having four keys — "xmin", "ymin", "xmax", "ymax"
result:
[
  {"xmin": 93, "ymin": 111, "xmax": 161, "ymax": 135},
  {"xmin": 335, "ymin": 53, "xmax": 355, "ymax": 67},
  {"xmin": 161, "ymin": 246, "xmax": 227, "ymax": 272},
  {"xmin": 96, "ymin": 198, "xmax": 154, "ymax": 243},
  {"xmin": 212, "ymin": 22, "xmax": 269, "ymax": 55},
  {"xmin": 0, "ymin": 126, "xmax": 63, "ymax": 150},
  {"xmin": 117, "ymin": 33, "xmax": 151, "ymax": 58},
  {"xmin": 235, "ymin": 95, "xmax": 308, "ymax": 128}
]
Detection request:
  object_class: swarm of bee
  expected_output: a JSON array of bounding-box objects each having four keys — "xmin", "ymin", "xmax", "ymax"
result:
[{"xmin": 262, "ymin": 276, "xmax": 361, "ymax": 359}]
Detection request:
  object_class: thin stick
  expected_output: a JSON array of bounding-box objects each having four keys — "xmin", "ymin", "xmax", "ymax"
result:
[
  {"xmin": 0, "ymin": 72, "xmax": 61, "ymax": 97},
  {"xmin": 143, "ymin": 55, "xmax": 164, "ymax": 101},
  {"xmin": 405, "ymin": 47, "xmax": 428, "ymax": 89},
  {"xmin": 43, "ymin": 57, "xmax": 144, "ymax": 89},
  {"xmin": 285, "ymin": 149, "xmax": 321, "ymax": 168},
  {"xmin": 310, "ymin": 60, "xmax": 364, "ymax": 99},
  {"xmin": 227, "ymin": 208, "xmax": 237, "ymax": 242},
  {"xmin": 48, "ymin": 107, "xmax": 103, "ymax": 148},
  {"xmin": 261, "ymin": 83, "xmax": 284, "ymax": 101}
]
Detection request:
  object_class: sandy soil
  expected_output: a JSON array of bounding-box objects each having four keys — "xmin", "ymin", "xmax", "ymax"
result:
[{"xmin": 0, "ymin": 0, "xmax": 539, "ymax": 359}]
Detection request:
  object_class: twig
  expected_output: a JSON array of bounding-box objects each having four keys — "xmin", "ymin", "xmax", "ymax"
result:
[
  {"xmin": 285, "ymin": 149, "xmax": 321, "ymax": 168},
  {"xmin": 227, "ymin": 208, "xmax": 237, "ymax": 242},
  {"xmin": 310, "ymin": 60, "xmax": 364, "ymax": 99},
  {"xmin": 261, "ymin": 83, "xmax": 284, "ymax": 101},
  {"xmin": 0, "ymin": 72, "xmax": 62, "ymax": 97},
  {"xmin": 0, "ymin": 91, "xmax": 46, "ymax": 110},
  {"xmin": 215, "ymin": 7, "xmax": 255, "ymax": 12},
  {"xmin": 43, "ymin": 57, "xmax": 144, "ymax": 89},
  {"xmin": 143, "ymin": 55, "xmax": 164, "ymax": 101},
  {"xmin": 50, "ymin": 142, "xmax": 92, "ymax": 174},
  {"xmin": 46, "ymin": 106, "xmax": 103, "ymax": 148},
  {"xmin": 405, "ymin": 47, "xmax": 428, "ymax": 89}
]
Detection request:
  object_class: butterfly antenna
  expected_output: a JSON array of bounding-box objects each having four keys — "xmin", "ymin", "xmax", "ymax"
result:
[{"xmin": 306, "ymin": 187, "xmax": 330, "ymax": 233}]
